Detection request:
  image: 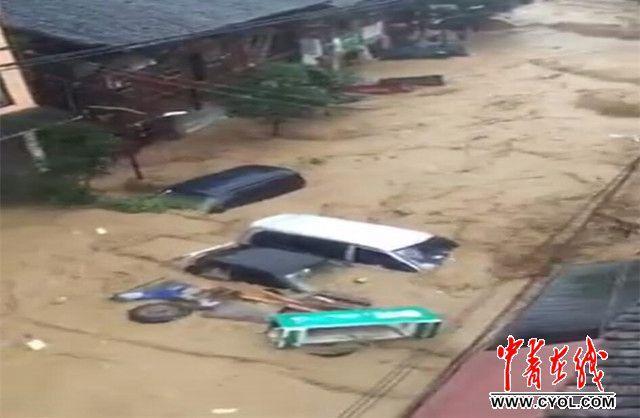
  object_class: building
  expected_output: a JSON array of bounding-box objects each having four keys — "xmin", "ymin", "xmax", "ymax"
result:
[
  {"xmin": 1, "ymin": 0, "xmax": 508, "ymax": 135},
  {"xmin": 0, "ymin": 28, "xmax": 35, "ymax": 114},
  {"xmin": 0, "ymin": 28, "xmax": 72, "ymax": 199},
  {"xmin": 0, "ymin": 0, "xmax": 413, "ymax": 119},
  {"xmin": 0, "ymin": 1, "xmax": 331, "ymax": 112}
]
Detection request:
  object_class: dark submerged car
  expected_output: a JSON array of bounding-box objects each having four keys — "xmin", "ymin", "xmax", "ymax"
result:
[
  {"xmin": 162, "ymin": 165, "xmax": 305, "ymax": 213},
  {"xmin": 186, "ymin": 246, "xmax": 333, "ymax": 292}
]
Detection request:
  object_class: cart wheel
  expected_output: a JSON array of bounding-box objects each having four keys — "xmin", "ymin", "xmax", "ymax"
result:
[
  {"xmin": 304, "ymin": 343, "xmax": 363, "ymax": 357},
  {"xmin": 128, "ymin": 302, "xmax": 193, "ymax": 324}
]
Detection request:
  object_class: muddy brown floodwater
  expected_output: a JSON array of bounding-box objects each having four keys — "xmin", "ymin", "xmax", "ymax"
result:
[{"xmin": 1, "ymin": 1, "xmax": 639, "ymax": 417}]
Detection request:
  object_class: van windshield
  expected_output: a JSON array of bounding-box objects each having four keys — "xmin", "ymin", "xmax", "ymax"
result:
[{"xmin": 393, "ymin": 237, "xmax": 458, "ymax": 268}]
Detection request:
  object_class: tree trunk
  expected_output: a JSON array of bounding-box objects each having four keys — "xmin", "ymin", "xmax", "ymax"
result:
[
  {"xmin": 63, "ymin": 80, "xmax": 78, "ymax": 113},
  {"xmin": 189, "ymin": 88, "xmax": 202, "ymax": 110},
  {"xmin": 127, "ymin": 151, "xmax": 144, "ymax": 180},
  {"xmin": 271, "ymin": 118, "xmax": 282, "ymax": 137}
]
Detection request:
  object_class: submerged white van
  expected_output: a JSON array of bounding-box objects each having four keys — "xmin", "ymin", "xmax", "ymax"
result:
[{"xmin": 239, "ymin": 214, "xmax": 457, "ymax": 272}]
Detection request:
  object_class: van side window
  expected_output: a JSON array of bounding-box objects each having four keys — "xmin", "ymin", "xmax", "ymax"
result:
[
  {"xmin": 248, "ymin": 231, "xmax": 347, "ymax": 259},
  {"xmin": 355, "ymin": 248, "xmax": 414, "ymax": 272},
  {"xmin": 248, "ymin": 231, "xmax": 298, "ymax": 249},
  {"xmin": 302, "ymin": 236, "xmax": 347, "ymax": 259}
]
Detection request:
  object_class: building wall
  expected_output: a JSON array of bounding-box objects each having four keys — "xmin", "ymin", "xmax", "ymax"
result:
[
  {"xmin": 0, "ymin": 28, "xmax": 35, "ymax": 115},
  {"xmin": 65, "ymin": 30, "xmax": 287, "ymax": 116}
]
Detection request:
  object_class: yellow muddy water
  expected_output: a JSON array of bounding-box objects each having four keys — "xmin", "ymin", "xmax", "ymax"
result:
[{"xmin": 1, "ymin": 1, "xmax": 639, "ymax": 417}]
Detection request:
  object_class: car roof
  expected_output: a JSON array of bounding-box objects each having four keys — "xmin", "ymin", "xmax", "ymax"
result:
[
  {"xmin": 164, "ymin": 165, "xmax": 299, "ymax": 197},
  {"xmin": 250, "ymin": 214, "xmax": 433, "ymax": 252},
  {"xmin": 211, "ymin": 247, "xmax": 328, "ymax": 277}
]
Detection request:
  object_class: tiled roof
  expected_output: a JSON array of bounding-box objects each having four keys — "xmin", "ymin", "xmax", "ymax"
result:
[
  {"xmin": 1, "ymin": 0, "xmax": 332, "ymax": 46},
  {"xmin": 492, "ymin": 260, "xmax": 640, "ymax": 344},
  {"xmin": 548, "ymin": 301, "xmax": 640, "ymax": 417}
]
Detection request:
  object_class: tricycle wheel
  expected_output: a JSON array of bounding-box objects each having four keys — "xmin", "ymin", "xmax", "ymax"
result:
[{"xmin": 128, "ymin": 302, "xmax": 193, "ymax": 324}]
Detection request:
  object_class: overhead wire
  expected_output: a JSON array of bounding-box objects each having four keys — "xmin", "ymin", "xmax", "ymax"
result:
[
  {"xmin": 0, "ymin": 0, "xmax": 408, "ymax": 71},
  {"xmin": 0, "ymin": 0, "xmax": 476, "ymax": 134}
]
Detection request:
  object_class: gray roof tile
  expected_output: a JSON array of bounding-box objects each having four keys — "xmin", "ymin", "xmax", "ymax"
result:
[{"xmin": 2, "ymin": 0, "xmax": 331, "ymax": 46}]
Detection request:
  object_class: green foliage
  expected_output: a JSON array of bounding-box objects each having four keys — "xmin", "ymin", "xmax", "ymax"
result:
[
  {"xmin": 218, "ymin": 63, "xmax": 335, "ymax": 135},
  {"xmin": 306, "ymin": 66, "xmax": 357, "ymax": 92},
  {"xmin": 34, "ymin": 177, "xmax": 96, "ymax": 205},
  {"xmin": 38, "ymin": 122, "xmax": 119, "ymax": 179},
  {"xmin": 27, "ymin": 123, "xmax": 119, "ymax": 204},
  {"xmin": 97, "ymin": 195, "xmax": 199, "ymax": 213}
]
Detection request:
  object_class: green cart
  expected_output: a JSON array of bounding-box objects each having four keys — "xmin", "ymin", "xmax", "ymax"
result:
[{"xmin": 266, "ymin": 306, "xmax": 442, "ymax": 348}]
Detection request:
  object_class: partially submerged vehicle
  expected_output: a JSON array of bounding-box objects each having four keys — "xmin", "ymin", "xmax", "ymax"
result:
[
  {"xmin": 378, "ymin": 74, "xmax": 445, "ymax": 87},
  {"xmin": 185, "ymin": 246, "xmax": 334, "ymax": 292},
  {"xmin": 240, "ymin": 214, "xmax": 458, "ymax": 272},
  {"xmin": 379, "ymin": 40, "xmax": 468, "ymax": 60},
  {"xmin": 111, "ymin": 279, "xmax": 221, "ymax": 308},
  {"xmin": 162, "ymin": 165, "xmax": 305, "ymax": 213},
  {"xmin": 266, "ymin": 306, "xmax": 442, "ymax": 348},
  {"xmin": 343, "ymin": 82, "xmax": 414, "ymax": 95}
]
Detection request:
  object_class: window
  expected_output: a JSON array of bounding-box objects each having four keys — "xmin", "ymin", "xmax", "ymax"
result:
[
  {"xmin": 355, "ymin": 248, "xmax": 414, "ymax": 272},
  {"xmin": 230, "ymin": 176, "xmax": 292, "ymax": 204},
  {"xmin": 230, "ymin": 266, "xmax": 279, "ymax": 288},
  {"xmin": 0, "ymin": 78, "xmax": 13, "ymax": 108},
  {"xmin": 355, "ymin": 248, "xmax": 390, "ymax": 265},
  {"xmin": 248, "ymin": 231, "xmax": 348, "ymax": 259},
  {"xmin": 301, "ymin": 236, "xmax": 348, "ymax": 259},
  {"xmin": 393, "ymin": 237, "xmax": 458, "ymax": 267},
  {"xmin": 249, "ymin": 231, "xmax": 292, "ymax": 248}
]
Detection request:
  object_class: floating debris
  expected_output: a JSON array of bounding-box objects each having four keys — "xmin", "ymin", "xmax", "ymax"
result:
[
  {"xmin": 211, "ymin": 408, "xmax": 238, "ymax": 415},
  {"xmin": 52, "ymin": 296, "xmax": 68, "ymax": 305},
  {"xmin": 24, "ymin": 338, "xmax": 47, "ymax": 351}
]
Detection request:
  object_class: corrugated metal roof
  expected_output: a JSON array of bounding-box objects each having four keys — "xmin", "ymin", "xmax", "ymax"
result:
[
  {"xmin": 250, "ymin": 214, "xmax": 434, "ymax": 251},
  {"xmin": 548, "ymin": 302, "xmax": 640, "ymax": 417},
  {"xmin": 492, "ymin": 260, "xmax": 640, "ymax": 344},
  {"xmin": 1, "ymin": 0, "xmax": 332, "ymax": 46},
  {"xmin": 412, "ymin": 260, "xmax": 640, "ymax": 418}
]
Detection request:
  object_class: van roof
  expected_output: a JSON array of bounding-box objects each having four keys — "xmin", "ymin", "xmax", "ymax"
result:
[{"xmin": 250, "ymin": 214, "xmax": 433, "ymax": 252}]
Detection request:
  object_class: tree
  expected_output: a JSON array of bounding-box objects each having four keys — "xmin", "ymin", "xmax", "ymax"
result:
[
  {"xmin": 219, "ymin": 63, "xmax": 333, "ymax": 136},
  {"xmin": 305, "ymin": 66, "xmax": 359, "ymax": 107},
  {"xmin": 306, "ymin": 66, "xmax": 357, "ymax": 94},
  {"xmin": 35, "ymin": 122, "xmax": 119, "ymax": 203}
]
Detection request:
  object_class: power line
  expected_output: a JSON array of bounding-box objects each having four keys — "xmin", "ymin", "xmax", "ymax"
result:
[
  {"xmin": 1, "ymin": 63, "xmax": 347, "ymax": 142},
  {"xmin": 0, "ymin": 115, "xmax": 84, "ymax": 141},
  {"xmin": 0, "ymin": 0, "xmax": 407, "ymax": 71},
  {"xmin": 106, "ymin": 67, "xmax": 348, "ymax": 110},
  {"xmin": 2, "ymin": 52, "xmax": 359, "ymax": 141},
  {"xmin": 0, "ymin": 72, "xmax": 344, "ymax": 144}
]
